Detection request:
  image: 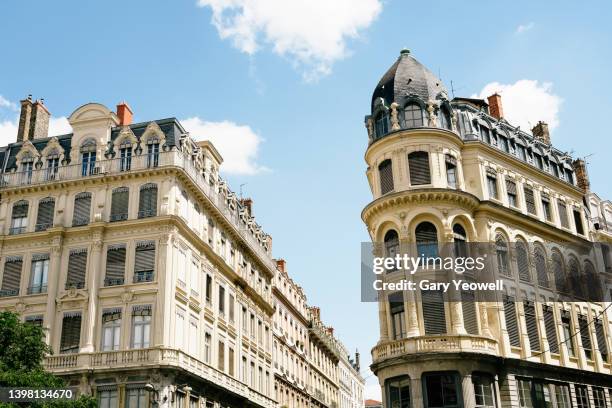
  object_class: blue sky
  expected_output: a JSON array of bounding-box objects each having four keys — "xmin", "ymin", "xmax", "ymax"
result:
[{"xmin": 1, "ymin": 0, "xmax": 612, "ymax": 399}]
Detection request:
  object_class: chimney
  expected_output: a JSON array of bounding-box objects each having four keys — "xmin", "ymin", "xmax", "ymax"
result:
[
  {"xmin": 572, "ymin": 159, "xmax": 590, "ymax": 193},
  {"xmin": 240, "ymin": 198, "xmax": 253, "ymax": 216},
  {"xmin": 30, "ymin": 99, "xmax": 50, "ymax": 140},
  {"xmin": 116, "ymin": 102, "xmax": 133, "ymax": 126},
  {"xmin": 355, "ymin": 350, "xmax": 361, "ymax": 371},
  {"xmin": 276, "ymin": 259, "xmax": 286, "ymax": 273},
  {"xmin": 310, "ymin": 306, "xmax": 320, "ymax": 320},
  {"xmin": 532, "ymin": 121, "xmax": 551, "ymax": 145},
  {"xmin": 487, "ymin": 93, "xmax": 503, "ymax": 120},
  {"xmin": 327, "ymin": 327, "xmax": 334, "ymax": 336},
  {"xmin": 17, "ymin": 95, "xmax": 33, "ymax": 142}
]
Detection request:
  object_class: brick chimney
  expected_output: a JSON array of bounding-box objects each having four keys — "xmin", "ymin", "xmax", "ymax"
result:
[
  {"xmin": 240, "ymin": 198, "xmax": 253, "ymax": 216},
  {"xmin": 275, "ymin": 259, "xmax": 286, "ymax": 273},
  {"xmin": 487, "ymin": 93, "xmax": 503, "ymax": 119},
  {"xmin": 532, "ymin": 121, "xmax": 551, "ymax": 145},
  {"xmin": 116, "ymin": 102, "xmax": 133, "ymax": 126},
  {"xmin": 310, "ymin": 306, "xmax": 320, "ymax": 320},
  {"xmin": 17, "ymin": 95, "xmax": 50, "ymax": 142},
  {"xmin": 572, "ymin": 159, "xmax": 590, "ymax": 193}
]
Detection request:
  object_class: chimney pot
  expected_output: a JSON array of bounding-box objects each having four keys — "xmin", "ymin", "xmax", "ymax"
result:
[
  {"xmin": 532, "ymin": 121, "xmax": 551, "ymax": 145},
  {"xmin": 572, "ymin": 159, "xmax": 590, "ymax": 193},
  {"xmin": 116, "ymin": 102, "xmax": 133, "ymax": 126},
  {"xmin": 240, "ymin": 198, "xmax": 253, "ymax": 217},
  {"xmin": 487, "ymin": 93, "xmax": 504, "ymax": 119},
  {"xmin": 275, "ymin": 259, "xmax": 286, "ymax": 273}
]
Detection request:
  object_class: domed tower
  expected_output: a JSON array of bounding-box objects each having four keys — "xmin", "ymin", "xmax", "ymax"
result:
[{"xmin": 363, "ymin": 50, "xmax": 612, "ymax": 408}]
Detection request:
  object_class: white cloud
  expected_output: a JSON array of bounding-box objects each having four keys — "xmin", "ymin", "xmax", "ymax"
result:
[
  {"xmin": 181, "ymin": 117, "xmax": 268, "ymax": 175},
  {"xmin": 516, "ymin": 22, "xmax": 534, "ymax": 34},
  {"xmin": 48, "ymin": 117, "xmax": 72, "ymax": 135},
  {"xmin": 473, "ymin": 80, "xmax": 562, "ymax": 132},
  {"xmin": 0, "ymin": 95, "xmax": 17, "ymax": 111},
  {"xmin": 0, "ymin": 120, "xmax": 18, "ymax": 146},
  {"xmin": 197, "ymin": 0, "xmax": 382, "ymax": 80},
  {"xmin": 0, "ymin": 116, "xmax": 72, "ymax": 145}
]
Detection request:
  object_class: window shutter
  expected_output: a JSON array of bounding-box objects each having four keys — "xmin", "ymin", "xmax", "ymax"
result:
[
  {"xmin": 505, "ymin": 180, "xmax": 517, "ymax": 194},
  {"xmin": 1, "ymin": 256, "xmax": 23, "ymax": 296},
  {"xmin": 105, "ymin": 245, "xmax": 126, "ymax": 286},
  {"xmin": 72, "ymin": 193, "xmax": 91, "ymax": 226},
  {"xmin": 138, "ymin": 183, "xmax": 158, "ymax": 218},
  {"xmin": 378, "ymin": 160, "xmax": 394, "ymax": 195},
  {"xmin": 558, "ymin": 201, "xmax": 569, "ymax": 228},
  {"xmin": 461, "ymin": 290, "xmax": 478, "ymax": 334},
  {"xmin": 110, "ymin": 187, "xmax": 129, "ymax": 222},
  {"xmin": 36, "ymin": 198, "xmax": 55, "ymax": 231},
  {"xmin": 524, "ymin": 302, "xmax": 540, "ymax": 351},
  {"xmin": 132, "ymin": 304, "xmax": 152, "ymax": 316},
  {"xmin": 504, "ymin": 296, "xmax": 520, "ymax": 347},
  {"xmin": 422, "ymin": 290, "xmax": 446, "ymax": 335},
  {"xmin": 60, "ymin": 312, "xmax": 82, "ymax": 354},
  {"xmin": 102, "ymin": 308, "xmax": 122, "ymax": 323},
  {"xmin": 524, "ymin": 186, "xmax": 536, "ymax": 214},
  {"xmin": 595, "ymin": 320, "xmax": 608, "ymax": 361},
  {"xmin": 12, "ymin": 201, "xmax": 28, "ymax": 218},
  {"xmin": 543, "ymin": 306, "xmax": 559, "ymax": 354},
  {"xmin": 516, "ymin": 242, "xmax": 531, "ymax": 282},
  {"xmin": 534, "ymin": 248, "xmax": 548, "ymax": 287},
  {"xmin": 408, "ymin": 152, "xmax": 431, "ymax": 185},
  {"xmin": 66, "ymin": 249, "xmax": 88, "ymax": 289},
  {"xmin": 552, "ymin": 253, "xmax": 566, "ymax": 293},
  {"xmin": 134, "ymin": 241, "xmax": 155, "ymax": 282},
  {"xmin": 578, "ymin": 315, "xmax": 592, "ymax": 355}
]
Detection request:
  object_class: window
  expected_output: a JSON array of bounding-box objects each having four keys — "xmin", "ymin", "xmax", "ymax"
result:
[
  {"xmin": 1, "ymin": 256, "xmax": 23, "ymax": 297},
  {"xmin": 593, "ymin": 387, "xmax": 606, "ymax": 408},
  {"xmin": 408, "ymin": 151, "xmax": 431, "ymax": 185},
  {"xmin": 60, "ymin": 312, "xmax": 82, "ymax": 354},
  {"xmin": 499, "ymin": 136, "xmax": 509, "ymax": 152},
  {"xmin": 384, "ymin": 230, "xmax": 399, "ymax": 272},
  {"xmin": 553, "ymin": 384, "xmax": 571, "ymax": 408},
  {"xmin": 134, "ymin": 241, "xmax": 155, "ymax": 283},
  {"xmin": 105, "ymin": 244, "xmax": 126, "ymax": 286},
  {"xmin": 480, "ymin": 126, "xmax": 491, "ymax": 144},
  {"xmin": 101, "ymin": 308, "xmax": 121, "ymax": 351},
  {"xmin": 573, "ymin": 209, "xmax": 584, "ymax": 235},
  {"xmin": 517, "ymin": 145, "xmax": 527, "ymax": 161},
  {"xmin": 10, "ymin": 200, "xmax": 28, "ymax": 235},
  {"xmin": 374, "ymin": 111, "xmax": 389, "ymax": 138},
  {"xmin": 602, "ymin": 244, "xmax": 611, "ymax": 271},
  {"xmin": 561, "ymin": 312, "xmax": 575, "ymax": 357},
  {"xmin": 534, "ymin": 246, "xmax": 548, "ymax": 287},
  {"xmin": 80, "ymin": 140, "xmax": 96, "ymax": 176},
  {"xmin": 557, "ymin": 201, "xmax": 569, "ymax": 228},
  {"xmin": 378, "ymin": 159, "xmax": 394, "ymax": 195},
  {"xmin": 423, "ymin": 373, "xmax": 460, "ymax": 408},
  {"xmin": 218, "ymin": 285, "xmax": 225, "ymax": 316},
  {"xmin": 461, "ymin": 290, "xmax": 478, "ymax": 335},
  {"xmin": 445, "ymin": 155, "xmax": 457, "ymax": 189},
  {"xmin": 386, "ymin": 376, "xmax": 410, "ymax": 408},
  {"xmin": 416, "ymin": 222, "xmax": 438, "ymax": 258},
  {"xmin": 517, "ymin": 379, "xmax": 532, "ymax": 408},
  {"xmin": 541, "ymin": 193, "xmax": 552, "ymax": 221},
  {"xmin": 404, "ymin": 103, "xmax": 424, "ymax": 128},
  {"xmin": 568, "ymin": 258, "xmax": 584, "ymax": 299},
  {"xmin": 125, "ymin": 387, "xmax": 148, "ymax": 408},
  {"xmin": 542, "ymin": 306, "xmax": 558, "ymax": 354},
  {"xmin": 506, "ymin": 180, "xmax": 517, "ymax": 207},
  {"xmin": 453, "ymin": 224, "xmax": 467, "ymax": 258},
  {"xmin": 595, "ymin": 319, "xmax": 608, "ymax": 362},
  {"xmin": 516, "ymin": 240, "xmax": 530, "ymax": 282},
  {"xmin": 205, "ymin": 274, "xmax": 212, "ymax": 304},
  {"xmin": 29, "ymin": 254, "xmax": 49, "ymax": 294},
  {"xmin": 228, "ymin": 346, "xmax": 235, "ymax": 377},
  {"xmin": 35, "ymin": 197, "xmax": 55, "ymax": 232},
  {"xmin": 473, "ymin": 375, "xmax": 495, "ymax": 408},
  {"xmin": 575, "ymin": 385, "xmax": 589, "ymax": 408},
  {"xmin": 578, "ymin": 315, "xmax": 592, "ymax": 360},
  {"xmin": 189, "ymin": 319, "xmax": 198, "ymax": 355},
  {"xmin": 422, "ymin": 290, "xmax": 446, "ymax": 335},
  {"xmin": 110, "ymin": 187, "xmax": 129, "ymax": 222},
  {"xmin": 438, "ymin": 106, "xmax": 451, "ymax": 130},
  {"xmin": 147, "ymin": 138, "xmax": 160, "ymax": 168},
  {"xmin": 138, "ymin": 183, "xmax": 157, "ymax": 218},
  {"xmin": 229, "ymin": 294, "xmax": 235, "ymax": 323},
  {"xmin": 131, "ymin": 305, "xmax": 152, "ymax": 349},
  {"xmin": 21, "ymin": 156, "xmax": 34, "ymax": 184},
  {"xmin": 552, "ymin": 252, "xmax": 566, "ymax": 293},
  {"xmin": 504, "ymin": 296, "xmax": 520, "ymax": 347},
  {"xmin": 524, "ymin": 302, "xmax": 540, "ymax": 352},
  {"xmin": 486, "ymin": 169, "xmax": 498, "ymax": 199},
  {"xmin": 218, "ymin": 340, "xmax": 225, "ymax": 371},
  {"xmin": 496, "ymin": 234, "xmax": 510, "ymax": 276},
  {"xmin": 118, "ymin": 141, "xmax": 132, "ymax": 172},
  {"xmin": 204, "ymin": 332, "xmax": 211, "ymax": 363},
  {"xmin": 65, "ymin": 249, "xmax": 87, "ymax": 289},
  {"xmin": 72, "ymin": 192, "xmax": 91, "ymax": 226},
  {"xmin": 389, "ymin": 292, "xmax": 405, "ymax": 340},
  {"xmin": 524, "ymin": 186, "xmax": 536, "ymax": 215},
  {"xmin": 46, "ymin": 153, "xmax": 60, "ymax": 181},
  {"xmin": 98, "ymin": 388, "xmax": 118, "ymax": 408},
  {"xmin": 25, "ymin": 315, "xmax": 43, "ymax": 327}
]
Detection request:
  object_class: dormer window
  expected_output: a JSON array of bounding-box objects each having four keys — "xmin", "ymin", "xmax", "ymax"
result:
[
  {"xmin": 46, "ymin": 150, "xmax": 60, "ymax": 181},
  {"xmin": 403, "ymin": 103, "xmax": 424, "ymax": 128},
  {"xmin": 80, "ymin": 140, "xmax": 96, "ymax": 176},
  {"xmin": 147, "ymin": 137, "xmax": 160, "ymax": 168},
  {"xmin": 374, "ymin": 111, "xmax": 389, "ymax": 138},
  {"xmin": 20, "ymin": 153, "xmax": 34, "ymax": 184},
  {"xmin": 438, "ymin": 106, "xmax": 451, "ymax": 130},
  {"xmin": 119, "ymin": 140, "xmax": 132, "ymax": 172}
]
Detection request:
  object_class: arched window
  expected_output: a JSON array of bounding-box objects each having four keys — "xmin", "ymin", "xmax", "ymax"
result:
[
  {"xmin": 35, "ymin": 197, "xmax": 55, "ymax": 232},
  {"xmin": 516, "ymin": 239, "xmax": 531, "ymax": 282},
  {"xmin": 384, "ymin": 230, "xmax": 399, "ymax": 272},
  {"xmin": 416, "ymin": 222, "xmax": 438, "ymax": 258},
  {"xmin": 438, "ymin": 106, "xmax": 452, "ymax": 130},
  {"xmin": 534, "ymin": 245, "xmax": 548, "ymax": 288},
  {"xmin": 147, "ymin": 136, "xmax": 160, "ymax": 168},
  {"xmin": 374, "ymin": 111, "xmax": 389, "ymax": 138},
  {"xmin": 386, "ymin": 376, "xmax": 410, "ymax": 408},
  {"xmin": 403, "ymin": 103, "xmax": 424, "ymax": 128},
  {"xmin": 453, "ymin": 224, "xmax": 467, "ymax": 258},
  {"xmin": 567, "ymin": 257, "xmax": 583, "ymax": 299},
  {"xmin": 495, "ymin": 234, "xmax": 510, "ymax": 276},
  {"xmin": 408, "ymin": 151, "xmax": 431, "ymax": 185},
  {"xmin": 138, "ymin": 183, "xmax": 158, "ymax": 219},
  {"xmin": 80, "ymin": 139, "xmax": 97, "ymax": 176},
  {"xmin": 110, "ymin": 187, "xmax": 129, "ymax": 222},
  {"xmin": 10, "ymin": 200, "xmax": 29, "ymax": 235},
  {"xmin": 584, "ymin": 261, "xmax": 601, "ymax": 301},
  {"xmin": 378, "ymin": 159, "xmax": 394, "ymax": 195},
  {"xmin": 119, "ymin": 139, "xmax": 132, "ymax": 172},
  {"xmin": 551, "ymin": 251, "xmax": 566, "ymax": 293}
]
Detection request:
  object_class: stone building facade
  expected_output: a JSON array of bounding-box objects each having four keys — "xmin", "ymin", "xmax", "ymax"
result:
[{"xmin": 363, "ymin": 50, "xmax": 612, "ymax": 407}]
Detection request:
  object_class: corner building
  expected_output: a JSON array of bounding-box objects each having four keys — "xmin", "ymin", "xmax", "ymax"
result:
[{"xmin": 363, "ymin": 50, "xmax": 612, "ymax": 407}]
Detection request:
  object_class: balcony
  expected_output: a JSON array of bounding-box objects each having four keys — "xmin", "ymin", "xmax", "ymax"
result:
[
  {"xmin": 133, "ymin": 270, "xmax": 154, "ymax": 283},
  {"xmin": 44, "ymin": 347, "xmax": 276, "ymax": 408},
  {"xmin": 592, "ymin": 216, "xmax": 612, "ymax": 234},
  {"xmin": 371, "ymin": 334, "xmax": 499, "ymax": 364},
  {"xmin": 0, "ymin": 150, "xmax": 275, "ymax": 274}
]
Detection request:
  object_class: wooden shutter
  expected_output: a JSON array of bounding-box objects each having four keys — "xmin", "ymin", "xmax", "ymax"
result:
[
  {"xmin": 66, "ymin": 249, "xmax": 88, "ymax": 289},
  {"xmin": 378, "ymin": 160, "xmax": 394, "ymax": 195},
  {"xmin": 534, "ymin": 247, "xmax": 548, "ymax": 287},
  {"xmin": 408, "ymin": 152, "xmax": 431, "ymax": 185},
  {"xmin": 552, "ymin": 253, "xmax": 566, "ymax": 293},
  {"xmin": 504, "ymin": 296, "xmax": 520, "ymax": 347},
  {"xmin": 558, "ymin": 201, "xmax": 569, "ymax": 228},
  {"xmin": 524, "ymin": 187, "xmax": 536, "ymax": 214},
  {"xmin": 134, "ymin": 241, "xmax": 155, "ymax": 282},
  {"xmin": 524, "ymin": 302, "xmax": 540, "ymax": 351},
  {"xmin": 138, "ymin": 183, "xmax": 158, "ymax": 218},
  {"xmin": 461, "ymin": 290, "xmax": 478, "ymax": 335},
  {"xmin": 105, "ymin": 245, "xmax": 126, "ymax": 286},
  {"xmin": 505, "ymin": 180, "xmax": 517, "ymax": 194},
  {"xmin": 72, "ymin": 193, "xmax": 91, "ymax": 226},
  {"xmin": 1, "ymin": 256, "xmax": 23, "ymax": 296},
  {"xmin": 595, "ymin": 320, "xmax": 608, "ymax": 361},
  {"xmin": 516, "ymin": 242, "xmax": 531, "ymax": 282},
  {"xmin": 578, "ymin": 315, "xmax": 592, "ymax": 355},
  {"xmin": 36, "ymin": 198, "xmax": 55, "ymax": 231},
  {"xmin": 60, "ymin": 312, "xmax": 82, "ymax": 353},
  {"xmin": 543, "ymin": 306, "xmax": 559, "ymax": 354},
  {"xmin": 110, "ymin": 187, "xmax": 129, "ymax": 221},
  {"xmin": 422, "ymin": 290, "xmax": 446, "ymax": 335}
]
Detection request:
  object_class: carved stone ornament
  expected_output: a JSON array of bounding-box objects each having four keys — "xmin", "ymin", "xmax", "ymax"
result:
[{"xmin": 390, "ymin": 103, "xmax": 401, "ymax": 131}]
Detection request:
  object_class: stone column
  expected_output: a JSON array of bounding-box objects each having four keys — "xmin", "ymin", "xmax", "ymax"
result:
[
  {"xmin": 411, "ymin": 377, "xmax": 423, "ymax": 408},
  {"xmin": 461, "ymin": 374, "xmax": 476, "ymax": 408},
  {"xmin": 155, "ymin": 229, "xmax": 173, "ymax": 347},
  {"xmin": 81, "ymin": 231, "xmax": 103, "ymax": 352},
  {"xmin": 45, "ymin": 235, "xmax": 63, "ymax": 347}
]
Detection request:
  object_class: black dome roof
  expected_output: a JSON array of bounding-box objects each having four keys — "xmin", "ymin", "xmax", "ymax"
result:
[{"xmin": 371, "ymin": 49, "xmax": 447, "ymax": 112}]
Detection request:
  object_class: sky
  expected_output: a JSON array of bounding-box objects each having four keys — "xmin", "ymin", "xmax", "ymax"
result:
[{"xmin": 1, "ymin": 0, "xmax": 612, "ymax": 400}]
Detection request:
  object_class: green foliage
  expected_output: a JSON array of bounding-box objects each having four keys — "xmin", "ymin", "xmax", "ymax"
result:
[{"xmin": 0, "ymin": 311, "xmax": 97, "ymax": 408}]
